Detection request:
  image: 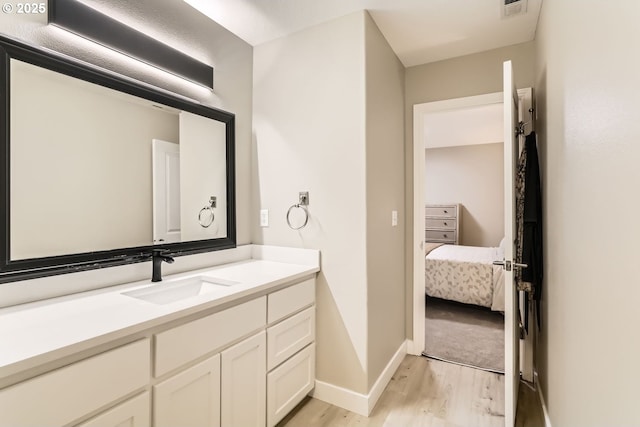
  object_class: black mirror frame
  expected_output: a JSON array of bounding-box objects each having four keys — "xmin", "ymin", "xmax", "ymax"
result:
[{"xmin": 0, "ymin": 35, "xmax": 236, "ymax": 284}]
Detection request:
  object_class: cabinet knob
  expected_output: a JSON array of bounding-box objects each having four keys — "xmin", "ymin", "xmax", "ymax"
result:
[
  {"xmin": 444, "ymin": 210, "xmax": 448, "ymax": 214},
  {"xmin": 443, "ymin": 222, "xmax": 447, "ymax": 226},
  {"xmin": 443, "ymin": 234, "xmax": 448, "ymax": 238}
]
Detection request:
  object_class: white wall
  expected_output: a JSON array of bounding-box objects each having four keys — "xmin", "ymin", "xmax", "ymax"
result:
[
  {"xmin": 404, "ymin": 41, "xmax": 536, "ymax": 337},
  {"xmin": 253, "ymin": 12, "xmax": 369, "ymax": 394},
  {"xmin": 0, "ymin": 0, "xmax": 253, "ymax": 305},
  {"xmin": 534, "ymin": 1, "xmax": 640, "ymax": 425},
  {"xmin": 425, "ymin": 143, "xmax": 504, "ymax": 247}
]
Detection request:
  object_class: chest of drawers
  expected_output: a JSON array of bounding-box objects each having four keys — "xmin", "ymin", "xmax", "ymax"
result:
[{"xmin": 425, "ymin": 204, "xmax": 459, "ymax": 244}]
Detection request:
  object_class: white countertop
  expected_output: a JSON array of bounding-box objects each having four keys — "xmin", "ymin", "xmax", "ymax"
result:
[{"xmin": 0, "ymin": 246, "xmax": 319, "ymax": 380}]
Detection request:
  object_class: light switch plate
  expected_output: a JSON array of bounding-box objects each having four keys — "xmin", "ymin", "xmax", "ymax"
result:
[
  {"xmin": 260, "ymin": 209, "xmax": 269, "ymax": 227},
  {"xmin": 392, "ymin": 210, "xmax": 398, "ymax": 226}
]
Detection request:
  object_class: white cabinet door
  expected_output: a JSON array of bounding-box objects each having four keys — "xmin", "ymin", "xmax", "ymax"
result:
[
  {"xmin": 154, "ymin": 354, "xmax": 220, "ymax": 427},
  {"xmin": 221, "ymin": 331, "xmax": 266, "ymax": 427},
  {"xmin": 77, "ymin": 392, "xmax": 150, "ymax": 427}
]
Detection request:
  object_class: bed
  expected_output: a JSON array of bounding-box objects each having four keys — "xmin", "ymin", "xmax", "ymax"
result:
[{"xmin": 425, "ymin": 240, "xmax": 505, "ymax": 311}]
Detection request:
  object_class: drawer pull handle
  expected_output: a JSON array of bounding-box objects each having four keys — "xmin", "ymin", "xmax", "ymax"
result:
[
  {"xmin": 444, "ymin": 210, "xmax": 448, "ymax": 213},
  {"xmin": 443, "ymin": 234, "xmax": 448, "ymax": 238},
  {"xmin": 443, "ymin": 222, "xmax": 447, "ymax": 226}
]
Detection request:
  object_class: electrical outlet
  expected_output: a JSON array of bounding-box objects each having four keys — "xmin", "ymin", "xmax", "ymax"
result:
[
  {"xmin": 392, "ymin": 210, "xmax": 398, "ymax": 226},
  {"xmin": 260, "ymin": 209, "xmax": 269, "ymax": 227}
]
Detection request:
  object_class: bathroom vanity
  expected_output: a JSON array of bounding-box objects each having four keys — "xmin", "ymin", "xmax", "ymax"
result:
[{"xmin": 0, "ymin": 245, "xmax": 319, "ymax": 427}]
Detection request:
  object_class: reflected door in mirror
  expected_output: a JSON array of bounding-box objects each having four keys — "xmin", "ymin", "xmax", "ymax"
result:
[{"xmin": 153, "ymin": 139, "xmax": 181, "ymax": 244}]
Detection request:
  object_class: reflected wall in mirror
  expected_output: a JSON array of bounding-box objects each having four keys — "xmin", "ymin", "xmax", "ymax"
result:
[{"xmin": 0, "ymin": 35, "xmax": 236, "ymax": 283}]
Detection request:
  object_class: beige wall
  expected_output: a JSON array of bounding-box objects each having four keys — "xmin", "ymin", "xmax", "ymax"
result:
[
  {"xmin": 253, "ymin": 11, "xmax": 406, "ymax": 395},
  {"xmin": 425, "ymin": 143, "xmax": 504, "ymax": 247},
  {"xmin": 364, "ymin": 13, "xmax": 405, "ymax": 389},
  {"xmin": 10, "ymin": 59, "xmax": 178, "ymax": 259},
  {"xmin": 404, "ymin": 42, "xmax": 536, "ymax": 337},
  {"xmin": 534, "ymin": 1, "xmax": 640, "ymax": 425},
  {"xmin": 253, "ymin": 12, "xmax": 369, "ymax": 394}
]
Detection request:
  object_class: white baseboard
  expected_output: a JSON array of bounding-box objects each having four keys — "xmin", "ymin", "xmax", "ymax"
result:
[
  {"xmin": 367, "ymin": 340, "xmax": 407, "ymax": 413},
  {"xmin": 311, "ymin": 340, "xmax": 407, "ymax": 416},
  {"xmin": 311, "ymin": 380, "xmax": 369, "ymax": 416},
  {"xmin": 534, "ymin": 371, "xmax": 552, "ymax": 427}
]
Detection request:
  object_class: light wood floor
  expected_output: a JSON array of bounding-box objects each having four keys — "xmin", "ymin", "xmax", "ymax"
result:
[{"xmin": 279, "ymin": 355, "xmax": 544, "ymax": 427}]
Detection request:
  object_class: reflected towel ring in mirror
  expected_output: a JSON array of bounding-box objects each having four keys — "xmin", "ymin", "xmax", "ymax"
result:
[
  {"xmin": 198, "ymin": 196, "xmax": 217, "ymax": 228},
  {"xmin": 286, "ymin": 191, "xmax": 310, "ymax": 230},
  {"xmin": 198, "ymin": 207, "xmax": 214, "ymax": 228}
]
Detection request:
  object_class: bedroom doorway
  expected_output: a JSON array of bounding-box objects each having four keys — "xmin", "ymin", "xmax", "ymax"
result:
[
  {"xmin": 418, "ymin": 92, "xmax": 507, "ymax": 373},
  {"xmin": 411, "ymin": 64, "xmax": 534, "ymax": 426},
  {"xmin": 418, "ymin": 90, "xmax": 506, "ymax": 374}
]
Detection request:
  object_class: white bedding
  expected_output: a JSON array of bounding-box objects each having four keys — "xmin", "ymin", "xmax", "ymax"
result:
[{"xmin": 425, "ymin": 244, "xmax": 505, "ymax": 311}]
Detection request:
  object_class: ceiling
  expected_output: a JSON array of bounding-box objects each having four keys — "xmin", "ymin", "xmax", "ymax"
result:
[{"xmin": 183, "ymin": 0, "xmax": 542, "ymax": 67}]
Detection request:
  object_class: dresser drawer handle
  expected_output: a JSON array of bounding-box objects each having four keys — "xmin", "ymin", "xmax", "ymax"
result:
[
  {"xmin": 443, "ymin": 234, "xmax": 448, "ymax": 238},
  {"xmin": 443, "ymin": 210, "xmax": 448, "ymax": 214},
  {"xmin": 443, "ymin": 222, "xmax": 447, "ymax": 226}
]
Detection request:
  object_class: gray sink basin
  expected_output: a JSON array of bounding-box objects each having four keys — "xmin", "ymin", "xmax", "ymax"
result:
[{"xmin": 122, "ymin": 276, "xmax": 240, "ymax": 305}]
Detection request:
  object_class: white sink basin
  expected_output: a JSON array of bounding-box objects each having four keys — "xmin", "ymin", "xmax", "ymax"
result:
[{"xmin": 122, "ymin": 276, "xmax": 240, "ymax": 305}]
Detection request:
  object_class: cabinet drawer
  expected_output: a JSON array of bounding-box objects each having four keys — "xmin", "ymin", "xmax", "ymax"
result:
[
  {"xmin": 76, "ymin": 392, "xmax": 150, "ymax": 427},
  {"xmin": 0, "ymin": 339, "xmax": 150, "ymax": 427},
  {"xmin": 268, "ymin": 279, "xmax": 315, "ymax": 324},
  {"xmin": 425, "ymin": 218, "xmax": 456, "ymax": 230},
  {"xmin": 267, "ymin": 307, "xmax": 315, "ymax": 371},
  {"xmin": 155, "ymin": 297, "xmax": 266, "ymax": 377},
  {"xmin": 425, "ymin": 229, "xmax": 457, "ymax": 242},
  {"xmin": 267, "ymin": 343, "xmax": 315, "ymax": 427},
  {"xmin": 425, "ymin": 206, "xmax": 457, "ymax": 218}
]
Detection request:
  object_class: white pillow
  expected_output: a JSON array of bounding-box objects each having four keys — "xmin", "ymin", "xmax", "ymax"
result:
[{"xmin": 497, "ymin": 237, "xmax": 506, "ymax": 258}]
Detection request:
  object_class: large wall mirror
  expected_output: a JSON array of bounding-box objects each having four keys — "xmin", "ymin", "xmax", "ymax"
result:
[{"xmin": 0, "ymin": 36, "xmax": 236, "ymax": 283}]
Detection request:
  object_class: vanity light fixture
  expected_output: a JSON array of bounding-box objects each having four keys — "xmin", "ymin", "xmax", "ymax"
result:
[{"xmin": 48, "ymin": 0, "xmax": 214, "ymax": 89}]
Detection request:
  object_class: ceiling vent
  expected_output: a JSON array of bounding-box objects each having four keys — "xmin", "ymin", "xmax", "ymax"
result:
[{"xmin": 501, "ymin": 0, "xmax": 528, "ymax": 18}]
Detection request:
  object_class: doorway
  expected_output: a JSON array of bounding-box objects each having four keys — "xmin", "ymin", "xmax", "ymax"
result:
[
  {"xmin": 410, "ymin": 85, "xmax": 534, "ymax": 424},
  {"xmin": 414, "ymin": 91, "xmax": 506, "ymax": 369}
]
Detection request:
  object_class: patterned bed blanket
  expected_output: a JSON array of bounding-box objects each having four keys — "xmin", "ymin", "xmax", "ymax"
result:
[{"xmin": 425, "ymin": 245, "xmax": 505, "ymax": 311}]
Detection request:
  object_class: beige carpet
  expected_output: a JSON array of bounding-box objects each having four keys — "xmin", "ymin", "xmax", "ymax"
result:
[{"xmin": 423, "ymin": 297, "xmax": 504, "ymax": 373}]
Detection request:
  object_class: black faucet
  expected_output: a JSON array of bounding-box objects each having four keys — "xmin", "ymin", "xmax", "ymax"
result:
[{"xmin": 151, "ymin": 249, "xmax": 174, "ymax": 282}]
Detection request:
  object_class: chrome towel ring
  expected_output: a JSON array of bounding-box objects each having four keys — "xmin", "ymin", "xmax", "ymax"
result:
[
  {"xmin": 286, "ymin": 191, "xmax": 310, "ymax": 230},
  {"xmin": 286, "ymin": 204, "xmax": 309, "ymax": 230},
  {"xmin": 198, "ymin": 196, "xmax": 217, "ymax": 228}
]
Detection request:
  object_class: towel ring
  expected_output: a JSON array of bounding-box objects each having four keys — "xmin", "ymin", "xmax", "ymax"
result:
[
  {"xmin": 198, "ymin": 196, "xmax": 217, "ymax": 228},
  {"xmin": 198, "ymin": 206, "xmax": 215, "ymax": 228},
  {"xmin": 286, "ymin": 204, "xmax": 309, "ymax": 230}
]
